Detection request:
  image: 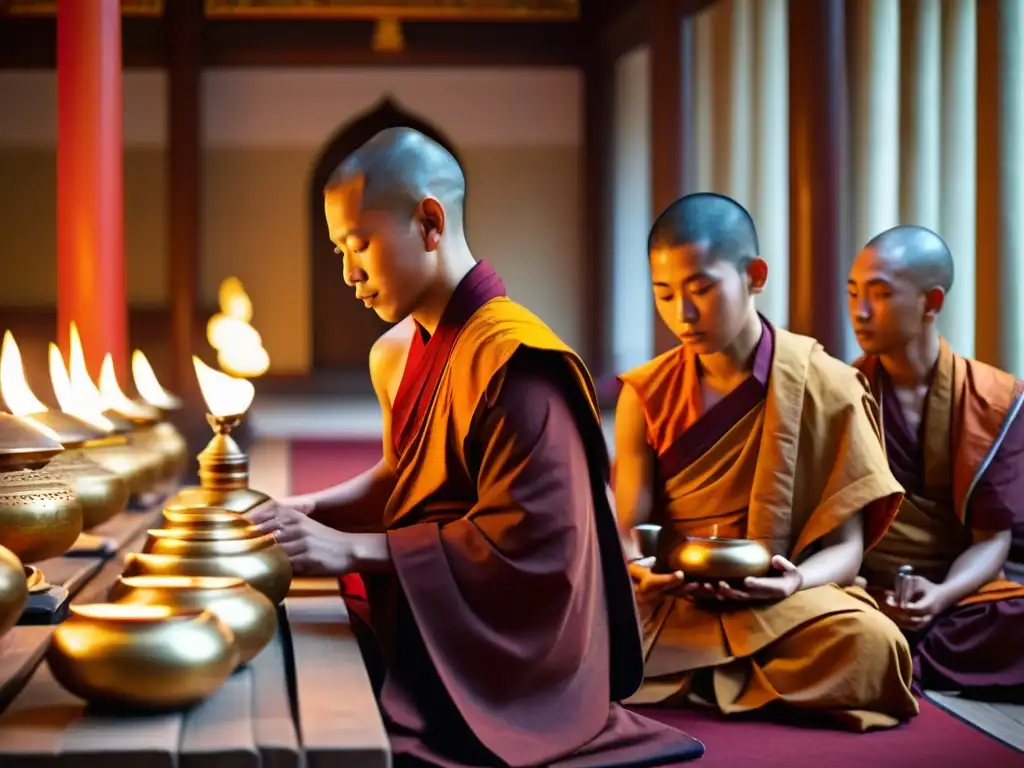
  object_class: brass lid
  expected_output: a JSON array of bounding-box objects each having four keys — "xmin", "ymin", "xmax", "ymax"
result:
[
  {"xmin": 22, "ymin": 410, "xmax": 108, "ymax": 450},
  {"xmin": 0, "ymin": 412, "xmax": 64, "ymax": 471},
  {"xmin": 102, "ymin": 409, "xmax": 137, "ymax": 434}
]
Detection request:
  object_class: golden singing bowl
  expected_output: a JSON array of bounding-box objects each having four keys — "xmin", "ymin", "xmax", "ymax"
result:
[
  {"xmin": 0, "ymin": 545, "xmax": 28, "ymax": 639},
  {"xmin": 151, "ymin": 421, "xmax": 189, "ymax": 481},
  {"xmin": 123, "ymin": 545, "xmax": 292, "ymax": 605},
  {"xmin": 47, "ymin": 603, "xmax": 239, "ymax": 710},
  {"xmin": 0, "ymin": 467, "xmax": 83, "ymax": 564},
  {"xmin": 109, "ymin": 575, "xmax": 276, "ymax": 665},
  {"xmin": 83, "ymin": 443, "xmax": 161, "ymax": 497},
  {"xmin": 166, "ymin": 487, "xmax": 270, "ymax": 516},
  {"xmin": 662, "ymin": 537, "xmax": 773, "ymax": 581},
  {"xmin": 130, "ymin": 425, "xmax": 177, "ymax": 484},
  {"xmin": 144, "ymin": 528, "xmax": 277, "ymax": 558},
  {"xmin": 48, "ymin": 450, "xmax": 129, "ymax": 530}
]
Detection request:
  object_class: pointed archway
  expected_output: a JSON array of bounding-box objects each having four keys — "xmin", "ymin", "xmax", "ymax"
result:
[{"xmin": 309, "ymin": 96, "xmax": 463, "ymax": 373}]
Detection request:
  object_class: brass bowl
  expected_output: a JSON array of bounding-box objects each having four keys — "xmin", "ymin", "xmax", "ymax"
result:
[
  {"xmin": 0, "ymin": 467, "xmax": 84, "ymax": 564},
  {"xmin": 109, "ymin": 575, "xmax": 277, "ymax": 665},
  {"xmin": 48, "ymin": 450, "xmax": 128, "ymax": 530},
  {"xmin": 129, "ymin": 424, "xmax": 177, "ymax": 485},
  {"xmin": 660, "ymin": 536, "xmax": 773, "ymax": 581},
  {"xmin": 0, "ymin": 544, "xmax": 28, "ymax": 639},
  {"xmin": 166, "ymin": 487, "xmax": 271, "ymax": 516},
  {"xmin": 83, "ymin": 443, "xmax": 161, "ymax": 498},
  {"xmin": 151, "ymin": 421, "xmax": 189, "ymax": 481},
  {"xmin": 123, "ymin": 544, "xmax": 292, "ymax": 606},
  {"xmin": 47, "ymin": 603, "xmax": 239, "ymax": 710}
]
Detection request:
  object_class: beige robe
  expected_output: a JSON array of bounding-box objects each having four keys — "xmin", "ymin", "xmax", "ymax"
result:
[{"xmin": 622, "ymin": 328, "xmax": 919, "ymax": 732}]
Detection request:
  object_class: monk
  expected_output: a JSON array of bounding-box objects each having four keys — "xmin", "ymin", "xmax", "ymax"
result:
[
  {"xmin": 848, "ymin": 224, "xmax": 1024, "ymax": 699},
  {"xmin": 614, "ymin": 192, "xmax": 918, "ymax": 732},
  {"xmin": 247, "ymin": 128, "xmax": 703, "ymax": 767}
]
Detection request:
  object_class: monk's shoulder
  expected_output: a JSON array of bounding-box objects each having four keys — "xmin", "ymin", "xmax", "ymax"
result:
[
  {"xmin": 618, "ymin": 347, "xmax": 679, "ymax": 401},
  {"xmin": 800, "ymin": 340, "xmax": 874, "ymax": 413},
  {"xmin": 368, "ymin": 318, "xmax": 414, "ymax": 404},
  {"xmin": 959, "ymin": 352, "xmax": 1024, "ymax": 407}
]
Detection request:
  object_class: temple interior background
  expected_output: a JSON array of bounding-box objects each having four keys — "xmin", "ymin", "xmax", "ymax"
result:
[{"xmin": 1, "ymin": 0, "xmax": 1023, "ymax": 761}]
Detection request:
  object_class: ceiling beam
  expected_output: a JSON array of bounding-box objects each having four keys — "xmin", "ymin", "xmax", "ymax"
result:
[{"xmin": 0, "ymin": 16, "xmax": 581, "ymax": 68}]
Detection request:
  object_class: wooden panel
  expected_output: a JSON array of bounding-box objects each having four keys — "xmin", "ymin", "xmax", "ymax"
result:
[
  {"xmin": 202, "ymin": 0, "xmax": 579, "ymax": 20},
  {"xmin": 0, "ymin": 15, "xmax": 581, "ymax": 68},
  {"xmin": 249, "ymin": 628, "xmax": 301, "ymax": 768}
]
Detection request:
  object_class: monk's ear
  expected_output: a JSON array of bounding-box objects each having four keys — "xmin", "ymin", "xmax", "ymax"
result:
[
  {"xmin": 417, "ymin": 197, "xmax": 445, "ymax": 252},
  {"xmin": 923, "ymin": 287, "xmax": 945, "ymax": 317},
  {"xmin": 745, "ymin": 257, "xmax": 768, "ymax": 294}
]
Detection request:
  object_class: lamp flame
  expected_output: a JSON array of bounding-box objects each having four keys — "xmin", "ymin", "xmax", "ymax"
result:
[
  {"xmin": 1, "ymin": 331, "xmax": 47, "ymax": 415},
  {"xmin": 0, "ymin": 331, "xmax": 62, "ymax": 441},
  {"xmin": 193, "ymin": 356, "xmax": 254, "ymax": 418},
  {"xmin": 50, "ymin": 323, "xmax": 114, "ymax": 431},
  {"xmin": 132, "ymin": 350, "xmax": 182, "ymax": 410},
  {"xmin": 99, "ymin": 354, "xmax": 153, "ymax": 419},
  {"xmin": 206, "ymin": 276, "xmax": 269, "ymax": 378}
]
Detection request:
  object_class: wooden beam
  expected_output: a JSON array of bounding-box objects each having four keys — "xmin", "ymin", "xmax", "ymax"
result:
[
  {"xmin": 201, "ymin": 19, "xmax": 581, "ymax": 67},
  {"xmin": 166, "ymin": 0, "xmax": 201, "ymax": 395},
  {"xmin": 0, "ymin": 16, "xmax": 580, "ymax": 68}
]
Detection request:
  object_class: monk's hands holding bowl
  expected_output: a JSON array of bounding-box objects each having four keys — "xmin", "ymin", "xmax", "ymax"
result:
[
  {"xmin": 882, "ymin": 575, "xmax": 950, "ymax": 630},
  {"xmin": 247, "ymin": 496, "xmax": 316, "ymax": 521},
  {"xmin": 249, "ymin": 502, "xmax": 357, "ymax": 576},
  {"xmin": 696, "ymin": 556, "xmax": 804, "ymax": 604}
]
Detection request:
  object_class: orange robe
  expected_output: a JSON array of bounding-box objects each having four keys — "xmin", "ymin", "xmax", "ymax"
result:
[
  {"xmin": 618, "ymin": 318, "xmax": 918, "ymax": 732},
  {"xmin": 362, "ymin": 261, "xmax": 703, "ymax": 767},
  {"xmin": 854, "ymin": 338, "xmax": 1024, "ymax": 693}
]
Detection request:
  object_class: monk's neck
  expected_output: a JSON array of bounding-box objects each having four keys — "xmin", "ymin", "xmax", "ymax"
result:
[
  {"xmin": 696, "ymin": 311, "xmax": 763, "ymax": 388},
  {"xmin": 410, "ymin": 249, "xmax": 478, "ymax": 336},
  {"xmin": 879, "ymin": 330, "xmax": 940, "ymax": 389}
]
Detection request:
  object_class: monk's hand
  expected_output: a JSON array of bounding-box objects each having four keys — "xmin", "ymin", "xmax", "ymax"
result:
[
  {"xmin": 713, "ymin": 556, "xmax": 804, "ymax": 603},
  {"xmin": 246, "ymin": 496, "xmax": 316, "ymax": 527},
  {"xmin": 628, "ymin": 556, "xmax": 685, "ymax": 605},
  {"xmin": 884, "ymin": 575, "xmax": 950, "ymax": 629},
  {"xmin": 251, "ymin": 504, "xmax": 356, "ymax": 576}
]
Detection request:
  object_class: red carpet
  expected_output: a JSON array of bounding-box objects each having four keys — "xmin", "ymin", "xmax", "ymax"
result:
[{"xmin": 288, "ymin": 439, "xmax": 1024, "ymax": 766}]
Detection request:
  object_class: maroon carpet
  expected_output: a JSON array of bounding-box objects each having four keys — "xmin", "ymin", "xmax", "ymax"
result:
[{"xmin": 288, "ymin": 439, "xmax": 1024, "ymax": 766}]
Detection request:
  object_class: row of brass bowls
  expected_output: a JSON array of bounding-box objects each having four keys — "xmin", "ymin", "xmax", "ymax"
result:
[
  {"xmin": 0, "ymin": 465, "xmax": 83, "ymax": 564},
  {"xmin": 0, "ymin": 544, "xmax": 28, "ymax": 639},
  {"xmin": 636, "ymin": 524, "xmax": 773, "ymax": 581},
  {"xmin": 123, "ymin": 507, "xmax": 292, "ymax": 605},
  {"xmin": 47, "ymin": 603, "xmax": 239, "ymax": 710}
]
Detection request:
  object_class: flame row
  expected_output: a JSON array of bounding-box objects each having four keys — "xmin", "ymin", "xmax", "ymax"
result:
[{"xmin": 207, "ymin": 277, "xmax": 269, "ymax": 379}]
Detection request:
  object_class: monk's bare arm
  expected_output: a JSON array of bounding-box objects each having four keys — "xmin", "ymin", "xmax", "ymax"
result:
[
  {"xmin": 292, "ymin": 325, "xmax": 409, "ymax": 530},
  {"xmin": 791, "ymin": 513, "xmax": 866, "ymax": 590},
  {"xmin": 938, "ymin": 529, "xmax": 1013, "ymax": 604},
  {"xmin": 613, "ymin": 384, "xmax": 654, "ymax": 560}
]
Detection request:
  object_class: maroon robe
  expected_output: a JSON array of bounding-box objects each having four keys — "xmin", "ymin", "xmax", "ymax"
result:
[
  {"xmin": 877, "ymin": 368, "xmax": 1024, "ymax": 696},
  {"xmin": 355, "ymin": 261, "xmax": 704, "ymax": 767}
]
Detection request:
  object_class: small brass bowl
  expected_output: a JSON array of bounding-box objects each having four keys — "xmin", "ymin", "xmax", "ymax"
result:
[
  {"xmin": 0, "ymin": 544, "xmax": 28, "ymax": 639},
  {"xmin": 660, "ymin": 536, "xmax": 772, "ymax": 581},
  {"xmin": 109, "ymin": 575, "xmax": 277, "ymax": 665},
  {"xmin": 123, "ymin": 543, "xmax": 292, "ymax": 606},
  {"xmin": 47, "ymin": 603, "xmax": 239, "ymax": 710},
  {"xmin": 48, "ymin": 450, "xmax": 129, "ymax": 530},
  {"xmin": 0, "ymin": 467, "xmax": 84, "ymax": 564}
]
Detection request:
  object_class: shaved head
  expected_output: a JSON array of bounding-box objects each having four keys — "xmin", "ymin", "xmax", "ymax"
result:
[
  {"xmin": 863, "ymin": 225, "xmax": 954, "ymax": 293},
  {"xmin": 325, "ymin": 126, "xmax": 466, "ymax": 228},
  {"xmin": 648, "ymin": 192, "xmax": 760, "ymax": 266}
]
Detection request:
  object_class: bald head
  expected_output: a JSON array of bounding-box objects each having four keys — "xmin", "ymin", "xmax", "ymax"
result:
[
  {"xmin": 648, "ymin": 193, "xmax": 760, "ymax": 266},
  {"xmin": 863, "ymin": 225, "xmax": 954, "ymax": 293},
  {"xmin": 325, "ymin": 127, "xmax": 466, "ymax": 227}
]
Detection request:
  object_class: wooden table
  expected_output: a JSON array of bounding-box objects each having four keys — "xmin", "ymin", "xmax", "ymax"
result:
[{"xmin": 0, "ymin": 510, "xmax": 391, "ymax": 767}]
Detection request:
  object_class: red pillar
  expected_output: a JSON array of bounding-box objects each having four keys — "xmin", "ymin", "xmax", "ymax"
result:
[{"xmin": 57, "ymin": 0, "xmax": 126, "ymax": 380}]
